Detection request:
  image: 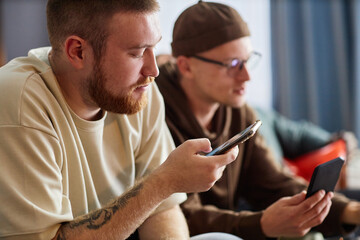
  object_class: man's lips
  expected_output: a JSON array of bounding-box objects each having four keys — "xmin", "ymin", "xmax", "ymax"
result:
[
  {"xmin": 135, "ymin": 83, "xmax": 151, "ymax": 90},
  {"xmin": 134, "ymin": 77, "xmax": 155, "ymax": 90},
  {"xmin": 234, "ymin": 86, "xmax": 245, "ymax": 95}
]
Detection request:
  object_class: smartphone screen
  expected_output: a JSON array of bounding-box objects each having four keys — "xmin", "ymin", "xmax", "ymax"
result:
[{"xmin": 206, "ymin": 120, "xmax": 262, "ymax": 156}]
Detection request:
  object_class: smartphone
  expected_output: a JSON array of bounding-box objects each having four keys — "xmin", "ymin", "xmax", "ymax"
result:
[
  {"xmin": 305, "ymin": 157, "xmax": 344, "ymax": 198},
  {"xmin": 206, "ymin": 120, "xmax": 262, "ymax": 156}
]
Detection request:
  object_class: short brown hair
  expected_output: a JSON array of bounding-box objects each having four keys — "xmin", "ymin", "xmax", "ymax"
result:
[{"xmin": 47, "ymin": 0, "xmax": 160, "ymax": 59}]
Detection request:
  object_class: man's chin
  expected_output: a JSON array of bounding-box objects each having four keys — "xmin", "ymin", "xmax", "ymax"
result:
[
  {"xmin": 125, "ymin": 101, "xmax": 148, "ymax": 115},
  {"xmin": 104, "ymin": 96, "xmax": 148, "ymax": 115},
  {"xmin": 229, "ymin": 99, "xmax": 246, "ymax": 108}
]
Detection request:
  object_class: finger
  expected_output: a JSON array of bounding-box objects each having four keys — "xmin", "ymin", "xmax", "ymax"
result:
[
  {"xmin": 326, "ymin": 191, "xmax": 334, "ymax": 200},
  {"xmin": 212, "ymin": 145, "xmax": 239, "ymax": 167},
  {"xmin": 301, "ymin": 194, "xmax": 333, "ymax": 229},
  {"xmin": 299, "ymin": 190, "xmax": 326, "ymax": 212},
  {"xmin": 298, "ymin": 192, "xmax": 333, "ymax": 227},
  {"xmin": 186, "ymin": 138, "xmax": 212, "ymax": 153},
  {"xmin": 281, "ymin": 191, "xmax": 307, "ymax": 206},
  {"xmin": 216, "ymin": 166, "xmax": 226, "ymax": 180}
]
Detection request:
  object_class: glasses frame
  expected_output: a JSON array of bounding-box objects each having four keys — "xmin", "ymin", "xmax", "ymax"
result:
[{"xmin": 192, "ymin": 51, "xmax": 262, "ymax": 73}]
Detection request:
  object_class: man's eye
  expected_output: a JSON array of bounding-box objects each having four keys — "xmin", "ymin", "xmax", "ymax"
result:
[
  {"xmin": 130, "ymin": 50, "xmax": 145, "ymax": 58},
  {"xmin": 131, "ymin": 53, "xmax": 143, "ymax": 58}
]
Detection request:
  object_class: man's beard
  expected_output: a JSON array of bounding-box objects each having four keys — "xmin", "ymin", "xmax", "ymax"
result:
[{"xmin": 87, "ymin": 62, "xmax": 153, "ymax": 115}]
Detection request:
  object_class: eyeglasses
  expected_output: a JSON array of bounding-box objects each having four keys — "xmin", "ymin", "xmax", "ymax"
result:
[{"xmin": 192, "ymin": 51, "xmax": 262, "ymax": 76}]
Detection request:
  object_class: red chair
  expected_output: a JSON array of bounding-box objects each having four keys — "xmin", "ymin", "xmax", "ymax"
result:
[{"xmin": 284, "ymin": 139, "xmax": 347, "ymax": 189}]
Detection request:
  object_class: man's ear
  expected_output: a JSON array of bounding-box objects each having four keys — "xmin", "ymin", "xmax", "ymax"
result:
[
  {"xmin": 64, "ymin": 36, "xmax": 88, "ymax": 69},
  {"xmin": 176, "ymin": 56, "xmax": 194, "ymax": 79}
]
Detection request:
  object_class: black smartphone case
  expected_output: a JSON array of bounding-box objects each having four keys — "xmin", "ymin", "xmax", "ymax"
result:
[{"xmin": 306, "ymin": 157, "xmax": 344, "ymax": 198}]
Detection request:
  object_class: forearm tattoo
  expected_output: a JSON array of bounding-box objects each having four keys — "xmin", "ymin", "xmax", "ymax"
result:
[{"xmin": 56, "ymin": 183, "xmax": 143, "ymax": 239}]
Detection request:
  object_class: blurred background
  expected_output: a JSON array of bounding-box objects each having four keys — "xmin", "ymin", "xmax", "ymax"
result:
[{"xmin": 1, "ymin": 0, "xmax": 360, "ymax": 139}]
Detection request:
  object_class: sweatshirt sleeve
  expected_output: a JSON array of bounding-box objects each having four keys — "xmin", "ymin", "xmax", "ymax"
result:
[
  {"xmin": 314, "ymin": 193, "xmax": 357, "ymax": 237},
  {"xmin": 242, "ymin": 127, "xmax": 356, "ymax": 237}
]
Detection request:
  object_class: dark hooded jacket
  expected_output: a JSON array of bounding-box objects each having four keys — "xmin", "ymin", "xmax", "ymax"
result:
[{"xmin": 156, "ymin": 61, "xmax": 353, "ymax": 239}]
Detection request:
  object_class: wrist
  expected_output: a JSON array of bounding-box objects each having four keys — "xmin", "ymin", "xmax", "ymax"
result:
[
  {"xmin": 260, "ymin": 212, "xmax": 269, "ymax": 237},
  {"xmin": 341, "ymin": 201, "xmax": 360, "ymax": 224},
  {"xmin": 260, "ymin": 211, "xmax": 277, "ymax": 238},
  {"xmin": 146, "ymin": 168, "xmax": 174, "ymax": 199}
]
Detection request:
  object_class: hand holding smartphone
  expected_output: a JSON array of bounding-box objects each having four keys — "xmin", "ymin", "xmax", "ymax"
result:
[
  {"xmin": 206, "ymin": 120, "xmax": 262, "ymax": 156},
  {"xmin": 306, "ymin": 157, "xmax": 344, "ymax": 198}
]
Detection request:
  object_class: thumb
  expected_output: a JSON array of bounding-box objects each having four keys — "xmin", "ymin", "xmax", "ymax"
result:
[
  {"xmin": 185, "ymin": 138, "xmax": 212, "ymax": 154},
  {"xmin": 284, "ymin": 191, "xmax": 307, "ymax": 205}
]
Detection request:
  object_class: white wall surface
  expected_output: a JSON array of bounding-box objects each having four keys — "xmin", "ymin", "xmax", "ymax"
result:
[{"xmin": 157, "ymin": 0, "xmax": 273, "ymax": 109}]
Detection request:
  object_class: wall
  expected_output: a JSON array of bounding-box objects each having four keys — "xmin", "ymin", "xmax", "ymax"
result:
[
  {"xmin": 1, "ymin": 0, "xmax": 49, "ymax": 60},
  {"xmin": 1, "ymin": 0, "xmax": 272, "ymax": 109}
]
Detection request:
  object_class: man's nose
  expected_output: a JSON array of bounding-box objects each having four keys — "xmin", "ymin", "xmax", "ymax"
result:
[
  {"xmin": 142, "ymin": 49, "xmax": 159, "ymax": 78},
  {"xmin": 234, "ymin": 65, "xmax": 251, "ymax": 82}
]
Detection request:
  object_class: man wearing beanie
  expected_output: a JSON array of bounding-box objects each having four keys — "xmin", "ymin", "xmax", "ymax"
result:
[{"xmin": 157, "ymin": 1, "xmax": 360, "ymax": 239}]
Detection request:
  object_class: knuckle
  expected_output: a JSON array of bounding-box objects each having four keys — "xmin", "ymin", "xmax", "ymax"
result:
[
  {"xmin": 303, "ymin": 201, "xmax": 312, "ymax": 209},
  {"xmin": 314, "ymin": 217, "xmax": 323, "ymax": 225},
  {"xmin": 313, "ymin": 206, "xmax": 322, "ymax": 215},
  {"xmin": 287, "ymin": 221, "xmax": 297, "ymax": 229},
  {"xmin": 204, "ymin": 170, "xmax": 218, "ymax": 184},
  {"xmin": 228, "ymin": 151, "xmax": 237, "ymax": 160},
  {"xmin": 293, "ymin": 226, "xmax": 309, "ymax": 237},
  {"xmin": 209, "ymin": 174, "xmax": 218, "ymax": 183},
  {"xmin": 204, "ymin": 182, "xmax": 215, "ymax": 191},
  {"xmin": 292, "ymin": 220, "xmax": 302, "ymax": 229},
  {"xmin": 299, "ymin": 229, "xmax": 309, "ymax": 236},
  {"xmin": 207, "ymin": 164, "xmax": 218, "ymax": 174},
  {"xmin": 203, "ymin": 162, "xmax": 213, "ymax": 171}
]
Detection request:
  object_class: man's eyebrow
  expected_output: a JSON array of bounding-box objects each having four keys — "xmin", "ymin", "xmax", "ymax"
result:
[{"xmin": 129, "ymin": 36, "xmax": 162, "ymax": 49}]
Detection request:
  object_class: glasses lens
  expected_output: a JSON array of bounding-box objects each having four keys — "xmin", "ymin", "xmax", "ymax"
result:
[
  {"xmin": 229, "ymin": 59, "xmax": 241, "ymax": 68},
  {"xmin": 227, "ymin": 59, "xmax": 243, "ymax": 76},
  {"xmin": 246, "ymin": 52, "xmax": 262, "ymax": 70},
  {"xmin": 226, "ymin": 52, "xmax": 261, "ymax": 76}
]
